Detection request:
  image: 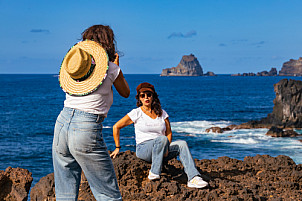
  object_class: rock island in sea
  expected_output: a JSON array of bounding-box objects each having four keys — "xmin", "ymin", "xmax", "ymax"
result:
[{"xmin": 161, "ymin": 54, "xmax": 215, "ymax": 76}]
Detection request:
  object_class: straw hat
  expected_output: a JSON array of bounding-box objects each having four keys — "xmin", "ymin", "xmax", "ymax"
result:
[{"xmin": 59, "ymin": 40, "xmax": 109, "ymax": 96}]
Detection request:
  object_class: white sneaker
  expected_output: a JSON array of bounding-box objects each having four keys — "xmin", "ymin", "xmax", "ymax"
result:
[
  {"xmin": 187, "ymin": 176, "xmax": 208, "ymax": 188},
  {"xmin": 148, "ymin": 171, "xmax": 160, "ymax": 180}
]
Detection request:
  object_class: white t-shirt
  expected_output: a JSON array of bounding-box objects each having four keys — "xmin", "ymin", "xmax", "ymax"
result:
[
  {"xmin": 64, "ymin": 62, "xmax": 120, "ymax": 116},
  {"xmin": 127, "ymin": 107, "xmax": 169, "ymax": 144}
]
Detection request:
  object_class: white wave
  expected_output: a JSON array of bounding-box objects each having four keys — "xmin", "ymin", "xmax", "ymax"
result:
[
  {"xmin": 170, "ymin": 120, "xmax": 302, "ymax": 164},
  {"xmin": 171, "ymin": 120, "xmax": 232, "ymax": 134},
  {"xmin": 282, "ymin": 146, "xmax": 302, "ymax": 150},
  {"xmin": 103, "ymin": 126, "xmax": 111, "ymax": 129},
  {"xmin": 211, "ymin": 137, "xmax": 258, "ymax": 144}
]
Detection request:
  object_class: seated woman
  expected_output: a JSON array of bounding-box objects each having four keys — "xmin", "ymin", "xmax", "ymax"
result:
[{"xmin": 110, "ymin": 82, "xmax": 208, "ymax": 188}]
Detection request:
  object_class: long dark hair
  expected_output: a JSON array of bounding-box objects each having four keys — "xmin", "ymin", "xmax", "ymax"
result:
[
  {"xmin": 136, "ymin": 91, "xmax": 163, "ymax": 117},
  {"xmin": 82, "ymin": 25, "xmax": 117, "ymax": 62}
]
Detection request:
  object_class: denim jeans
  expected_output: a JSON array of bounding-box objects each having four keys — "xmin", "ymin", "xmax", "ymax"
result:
[
  {"xmin": 52, "ymin": 107, "xmax": 122, "ymax": 201},
  {"xmin": 136, "ymin": 136, "xmax": 200, "ymax": 181}
]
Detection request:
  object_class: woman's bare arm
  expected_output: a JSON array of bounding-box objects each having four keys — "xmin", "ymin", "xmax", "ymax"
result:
[{"xmin": 110, "ymin": 115, "xmax": 134, "ymax": 158}]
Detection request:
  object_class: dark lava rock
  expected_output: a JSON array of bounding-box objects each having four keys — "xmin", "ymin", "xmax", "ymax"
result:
[
  {"xmin": 161, "ymin": 54, "xmax": 203, "ymax": 76},
  {"xmin": 32, "ymin": 151, "xmax": 302, "ymax": 200},
  {"xmin": 257, "ymin": 68, "xmax": 278, "ymax": 76},
  {"xmin": 232, "ymin": 68, "xmax": 277, "ymax": 77},
  {"xmin": 0, "ymin": 167, "xmax": 33, "ymax": 201},
  {"xmin": 204, "ymin": 71, "xmax": 216, "ymax": 76},
  {"xmin": 268, "ymin": 67, "xmax": 278, "ymax": 76},
  {"xmin": 266, "ymin": 126, "xmax": 299, "ymax": 137}
]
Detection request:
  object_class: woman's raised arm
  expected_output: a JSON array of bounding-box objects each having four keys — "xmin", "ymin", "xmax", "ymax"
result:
[
  {"xmin": 110, "ymin": 115, "xmax": 134, "ymax": 158},
  {"xmin": 113, "ymin": 70, "xmax": 130, "ymax": 98}
]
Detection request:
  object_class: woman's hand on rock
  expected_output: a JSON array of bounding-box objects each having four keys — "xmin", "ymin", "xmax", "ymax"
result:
[{"xmin": 110, "ymin": 148, "xmax": 120, "ymax": 159}]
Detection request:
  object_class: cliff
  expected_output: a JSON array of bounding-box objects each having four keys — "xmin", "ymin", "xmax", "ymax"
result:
[
  {"xmin": 29, "ymin": 151, "xmax": 302, "ymax": 200},
  {"xmin": 258, "ymin": 79, "xmax": 302, "ymax": 128},
  {"xmin": 279, "ymin": 57, "xmax": 302, "ymax": 76},
  {"xmin": 161, "ymin": 54, "xmax": 203, "ymax": 76}
]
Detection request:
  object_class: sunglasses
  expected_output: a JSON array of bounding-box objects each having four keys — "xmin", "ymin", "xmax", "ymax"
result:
[{"xmin": 139, "ymin": 92, "xmax": 153, "ymax": 98}]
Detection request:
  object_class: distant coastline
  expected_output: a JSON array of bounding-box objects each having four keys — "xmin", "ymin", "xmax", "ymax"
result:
[{"xmin": 160, "ymin": 56, "xmax": 302, "ymax": 77}]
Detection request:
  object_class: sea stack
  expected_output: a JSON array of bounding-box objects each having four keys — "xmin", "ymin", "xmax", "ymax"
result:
[
  {"xmin": 279, "ymin": 57, "xmax": 302, "ymax": 76},
  {"xmin": 161, "ymin": 54, "xmax": 203, "ymax": 76}
]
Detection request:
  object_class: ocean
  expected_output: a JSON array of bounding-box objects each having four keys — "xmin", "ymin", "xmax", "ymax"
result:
[{"xmin": 1, "ymin": 74, "xmax": 302, "ymax": 185}]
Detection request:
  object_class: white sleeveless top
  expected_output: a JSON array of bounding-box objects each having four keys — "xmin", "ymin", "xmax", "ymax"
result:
[{"xmin": 64, "ymin": 62, "xmax": 120, "ymax": 117}]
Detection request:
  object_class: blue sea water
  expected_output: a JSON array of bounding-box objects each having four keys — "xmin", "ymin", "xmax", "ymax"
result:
[{"xmin": 1, "ymin": 74, "xmax": 302, "ymax": 185}]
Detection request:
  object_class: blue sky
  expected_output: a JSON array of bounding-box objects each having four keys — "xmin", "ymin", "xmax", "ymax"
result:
[{"xmin": 1, "ymin": 0, "xmax": 302, "ymax": 74}]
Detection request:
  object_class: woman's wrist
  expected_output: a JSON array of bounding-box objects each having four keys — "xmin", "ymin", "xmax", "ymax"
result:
[{"xmin": 115, "ymin": 146, "xmax": 121, "ymax": 149}]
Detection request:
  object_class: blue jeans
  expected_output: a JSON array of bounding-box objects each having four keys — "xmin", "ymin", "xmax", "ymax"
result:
[
  {"xmin": 52, "ymin": 107, "xmax": 122, "ymax": 201},
  {"xmin": 136, "ymin": 136, "xmax": 200, "ymax": 181}
]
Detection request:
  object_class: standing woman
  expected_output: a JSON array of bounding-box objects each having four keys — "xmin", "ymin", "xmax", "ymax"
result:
[
  {"xmin": 110, "ymin": 83, "xmax": 208, "ymax": 189},
  {"xmin": 53, "ymin": 25, "xmax": 130, "ymax": 200}
]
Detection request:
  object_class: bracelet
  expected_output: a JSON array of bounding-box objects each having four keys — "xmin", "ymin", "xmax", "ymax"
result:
[{"xmin": 116, "ymin": 146, "xmax": 121, "ymax": 149}]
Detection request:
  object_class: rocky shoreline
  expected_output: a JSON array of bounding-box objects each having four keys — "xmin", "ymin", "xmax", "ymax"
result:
[{"xmin": 2, "ymin": 151, "xmax": 302, "ymax": 200}]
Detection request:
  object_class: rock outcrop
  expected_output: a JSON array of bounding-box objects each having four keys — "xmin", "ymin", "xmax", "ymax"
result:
[
  {"xmin": 161, "ymin": 54, "xmax": 203, "ymax": 76},
  {"xmin": 266, "ymin": 126, "xmax": 299, "ymax": 137},
  {"xmin": 253, "ymin": 79, "xmax": 302, "ymax": 128},
  {"xmin": 206, "ymin": 79, "xmax": 302, "ymax": 135},
  {"xmin": 279, "ymin": 57, "xmax": 302, "ymax": 76},
  {"xmin": 257, "ymin": 68, "xmax": 278, "ymax": 76},
  {"xmin": 231, "ymin": 68, "xmax": 278, "ymax": 76},
  {"xmin": 30, "ymin": 151, "xmax": 302, "ymax": 200},
  {"xmin": 0, "ymin": 167, "xmax": 33, "ymax": 201},
  {"xmin": 204, "ymin": 71, "xmax": 216, "ymax": 76}
]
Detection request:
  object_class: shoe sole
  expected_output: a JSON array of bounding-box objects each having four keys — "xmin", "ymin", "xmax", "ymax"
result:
[
  {"xmin": 148, "ymin": 176, "xmax": 160, "ymax": 181},
  {"xmin": 187, "ymin": 183, "xmax": 208, "ymax": 188}
]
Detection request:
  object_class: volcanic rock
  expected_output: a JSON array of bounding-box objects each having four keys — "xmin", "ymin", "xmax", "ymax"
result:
[
  {"xmin": 204, "ymin": 71, "xmax": 216, "ymax": 76},
  {"xmin": 268, "ymin": 67, "xmax": 278, "ymax": 76},
  {"xmin": 256, "ymin": 68, "xmax": 278, "ymax": 76},
  {"xmin": 205, "ymin": 127, "xmax": 231, "ymax": 133},
  {"xmin": 233, "ymin": 68, "xmax": 278, "ymax": 77},
  {"xmin": 32, "ymin": 151, "xmax": 302, "ymax": 200},
  {"xmin": 240, "ymin": 79, "xmax": 302, "ymax": 129},
  {"xmin": 279, "ymin": 57, "xmax": 302, "ymax": 76},
  {"xmin": 161, "ymin": 54, "xmax": 203, "ymax": 76},
  {"xmin": 205, "ymin": 127, "xmax": 223, "ymax": 133},
  {"xmin": 266, "ymin": 126, "xmax": 299, "ymax": 137},
  {"xmin": 30, "ymin": 173, "xmax": 55, "ymax": 201},
  {"xmin": 0, "ymin": 167, "xmax": 33, "ymax": 201}
]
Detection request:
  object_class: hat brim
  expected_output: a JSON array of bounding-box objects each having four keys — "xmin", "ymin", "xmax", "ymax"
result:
[
  {"xmin": 59, "ymin": 40, "xmax": 109, "ymax": 96},
  {"xmin": 139, "ymin": 88, "xmax": 154, "ymax": 93}
]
